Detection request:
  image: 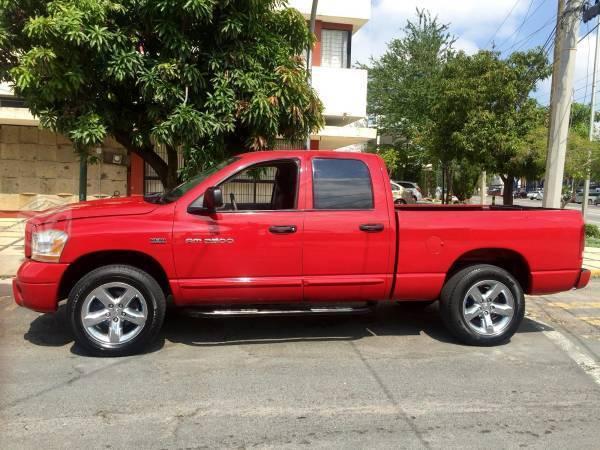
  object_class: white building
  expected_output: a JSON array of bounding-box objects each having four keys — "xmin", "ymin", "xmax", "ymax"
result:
[{"xmin": 288, "ymin": 0, "xmax": 376, "ymax": 150}]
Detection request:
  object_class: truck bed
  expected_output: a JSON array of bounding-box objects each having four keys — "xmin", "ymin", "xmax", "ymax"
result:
[{"xmin": 392, "ymin": 205, "xmax": 584, "ymax": 300}]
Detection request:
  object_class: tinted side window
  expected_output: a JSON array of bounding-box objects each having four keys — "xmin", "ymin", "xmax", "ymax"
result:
[{"xmin": 313, "ymin": 158, "xmax": 373, "ymax": 210}]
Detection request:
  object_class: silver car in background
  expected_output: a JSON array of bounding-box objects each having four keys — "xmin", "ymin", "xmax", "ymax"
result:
[
  {"xmin": 391, "ymin": 182, "xmax": 415, "ymax": 204},
  {"xmin": 395, "ymin": 181, "xmax": 423, "ymax": 202}
]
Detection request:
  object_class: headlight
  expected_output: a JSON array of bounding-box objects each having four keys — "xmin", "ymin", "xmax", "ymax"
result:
[{"xmin": 31, "ymin": 230, "xmax": 68, "ymax": 262}]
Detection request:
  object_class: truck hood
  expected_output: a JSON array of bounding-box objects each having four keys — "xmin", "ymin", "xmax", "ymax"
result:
[{"xmin": 29, "ymin": 196, "xmax": 158, "ymax": 226}]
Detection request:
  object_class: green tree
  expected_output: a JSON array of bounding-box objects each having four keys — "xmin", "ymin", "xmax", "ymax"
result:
[
  {"xmin": 451, "ymin": 159, "xmax": 481, "ymax": 202},
  {"xmin": 556, "ymin": 103, "xmax": 600, "ymax": 204},
  {"xmin": 375, "ymin": 147, "xmax": 401, "ymax": 176},
  {"xmin": 505, "ymin": 103, "xmax": 600, "ymax": 207},
  {"xmin": 361, "ymin": 9, "xmax": 455, "ymax": 179},
  {"xmin": 0, "ymin": 0, "xmax": 324, "ymax": 189},
  {"xmin": 428, "ymin": 49, "xmax": 551, "ymax": 204}
]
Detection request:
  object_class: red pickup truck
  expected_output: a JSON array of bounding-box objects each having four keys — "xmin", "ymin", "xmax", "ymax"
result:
[{"xmin": 13, "ymin": 151, "xmax": 590, "ymax": 356}]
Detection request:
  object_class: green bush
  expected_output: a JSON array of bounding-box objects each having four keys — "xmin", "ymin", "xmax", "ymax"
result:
[{"xmin": 585, "ymin": 224, "xmax": 600, "ymax": 239}]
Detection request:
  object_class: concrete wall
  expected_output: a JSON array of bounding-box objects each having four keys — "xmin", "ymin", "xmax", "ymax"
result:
[{"xmin": 0, "ymin": 125, "xmax": 128, "ymax": 211}]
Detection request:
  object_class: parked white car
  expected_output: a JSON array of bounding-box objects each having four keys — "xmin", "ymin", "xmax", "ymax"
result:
[
  {"xmin": 395, "ymin": 181, "xmax": 423, "ymax": 202},
  {"xmin": 390, "ymin": 182, "xmax": 415, "ymax": 204},
  {"xmin": 574, "ymin": 189, "xmax": 600, "ymax": 205},
  {"xmin": 528, "ymin": 189, "xmax": 543, "ymax": 200}
]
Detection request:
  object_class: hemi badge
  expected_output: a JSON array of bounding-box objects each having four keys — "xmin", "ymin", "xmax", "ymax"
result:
[{"xmin": 150, "ymin": 237, "xmax": 167, "ymax": 244}]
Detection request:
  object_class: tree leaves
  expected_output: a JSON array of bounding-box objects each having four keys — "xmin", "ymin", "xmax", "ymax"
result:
[{"xmin": 1, "ymin": 0, "xmax": 323, "ymax": 188}]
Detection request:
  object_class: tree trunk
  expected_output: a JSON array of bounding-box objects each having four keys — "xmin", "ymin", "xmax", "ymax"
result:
[
  {"xmin": 446, "ymin": 165, "xmax": 454, "ymax": 204},
  {"xmin": 114, "ymin": 132, "xmax": 176, "ymax": 191},
  {"xmin": 501, "ymin": 174, "xmax": 514, "ymax": 206},
  {"xmin": 441, "ymin": 163, "xmax": 447, "ymax": 204},
  {"xmin": 165, "ymin": 145, "xmax": 180, "ymax": 190}
]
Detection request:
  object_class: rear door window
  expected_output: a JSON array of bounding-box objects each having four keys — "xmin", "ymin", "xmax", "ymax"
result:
[{"xmin": 312, "ymin": 158, "xmax": 374, "ymax": 210}]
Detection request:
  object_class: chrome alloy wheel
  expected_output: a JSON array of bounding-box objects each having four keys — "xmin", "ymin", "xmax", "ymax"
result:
[
  {"xmin": 462, "ymin": 280, "xmax": 515, "ymax": 336},
  {"xmin": 80, "ymin": 282, "xmax": 148, "ymax": 345}
]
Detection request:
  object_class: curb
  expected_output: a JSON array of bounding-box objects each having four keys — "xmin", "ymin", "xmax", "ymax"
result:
[{"xmin": 588, "ymin": 269, "xmax": 600, "ymax": 279}]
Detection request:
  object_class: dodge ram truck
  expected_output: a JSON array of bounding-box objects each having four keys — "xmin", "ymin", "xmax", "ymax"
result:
[{"xmin": 13, "ymin": 151, "xmax": 590, "ymax": 356}]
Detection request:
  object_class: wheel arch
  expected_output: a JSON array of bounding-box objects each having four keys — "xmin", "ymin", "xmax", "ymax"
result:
[
  {"xmin": 58, "ymin": 250, "xmax": 171, "ymax": 301},
  {"xmin": 445, "ymin": 248, "xmax": 531, "ymax": 294}
]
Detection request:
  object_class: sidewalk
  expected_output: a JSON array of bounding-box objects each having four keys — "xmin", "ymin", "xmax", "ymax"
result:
[
  {"xmin": 0, "ymin": 218, "xmax": 25, "ymax": 280},
  {"xmin": 583, "ymin": 247, "xmax": 600, "ymax": 276}
]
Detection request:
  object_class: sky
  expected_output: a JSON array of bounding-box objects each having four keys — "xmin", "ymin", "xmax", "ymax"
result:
[{"xmin": 351, "ymin": 0, "xmax": 599, "ymax": 107}]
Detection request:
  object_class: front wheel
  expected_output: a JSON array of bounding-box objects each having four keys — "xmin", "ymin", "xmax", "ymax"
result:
[
  {"xmin": 67, "ymin": 265, "xmax": 166, "ymax": 356},
  {"xmin": 439, "ymin": 264, "xmax": 524, "ymax": 346}
]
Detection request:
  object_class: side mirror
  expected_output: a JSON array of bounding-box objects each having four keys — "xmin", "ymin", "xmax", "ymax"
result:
[{"xmin": 187, "ymin": 186, "xmax": 223, "ymax": 214}]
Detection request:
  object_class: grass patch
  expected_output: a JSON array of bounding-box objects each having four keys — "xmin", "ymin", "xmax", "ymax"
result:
[{"xmin": 586, "ymin": 237, "xmax": 600, "ymax": 248}]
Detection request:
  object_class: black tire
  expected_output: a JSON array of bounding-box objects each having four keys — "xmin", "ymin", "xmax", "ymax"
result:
[
  {"xmin": 439, "ymin": 264, "xmax": 525, "ymax": 346},
  {"xmin": 67, "ymin": 265, "xmax": 166, "ymax": 356},
  {"xmin": 395, "ymin": 198, "xmax": 407, "ymax": 205}
]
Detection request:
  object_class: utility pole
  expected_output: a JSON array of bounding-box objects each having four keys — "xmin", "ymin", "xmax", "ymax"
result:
[
  {"xmin": 480, "ymin": 171, "xmax": 487, "ymax": 205},
  {"xmin": 583, "ymin": 16, "xmax": 600, "ymax": 215},
  {"xmin": 544, "ymin": 0, "xmax": 583, "ymax": 208},
  {"xmin": 547, "ymin": 0, "xmax": 565, "ymax": 145},
  {"xmin": 78, "ymin": 154, "xmax": 87, "ymax": 202},
  {"xmin": 583, "ymin": 4, "xmax": 600, "ymax": 216},
  {"xmin": 305, "ymin": 0, "xmax": 319, "ymax": 150}
]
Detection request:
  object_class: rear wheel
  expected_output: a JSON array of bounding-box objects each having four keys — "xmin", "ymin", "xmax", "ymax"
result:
[
  {"xmin": 395, "ymin": 198, "xmax": 407, "ymax": 205},
  {"xmin": 67, "ymin": 265, "xmax": 166, "ymax": 356},
  {"xmin": 439, "ymin": 264, "xmax": 524, "ymax": 346}
]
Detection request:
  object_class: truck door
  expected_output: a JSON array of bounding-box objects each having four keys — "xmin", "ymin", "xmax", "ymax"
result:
[
  {"xmin": 302, "ymin": 156, "xmax": 394, "ymax": 301},
  {"xmin": 172, "ymin": 158, "xmax": 305, "ymax": 304}
]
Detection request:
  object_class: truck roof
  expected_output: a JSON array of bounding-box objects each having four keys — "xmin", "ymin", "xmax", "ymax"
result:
[{"xmin": 237, "ymin": 150, "xmax": 379, "ymax": 162}]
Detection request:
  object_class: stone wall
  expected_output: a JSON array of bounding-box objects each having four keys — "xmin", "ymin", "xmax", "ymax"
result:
[{"xmin": 0, "ymin": 125, "xmax": 128, "ymax": 211}]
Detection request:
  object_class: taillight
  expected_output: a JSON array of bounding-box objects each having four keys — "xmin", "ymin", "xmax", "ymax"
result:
[
  {"xmin": 24, "ymin": 222, "xmax": 32, "ymax": 258},
  {"xmin": 580, "ymin": 224, "xmax": 585, "ymax": 258}
]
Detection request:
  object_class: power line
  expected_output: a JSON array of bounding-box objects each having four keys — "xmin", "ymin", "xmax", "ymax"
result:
[
  {"xmin": 579, "ymin": 20, "xmax": 600, "ymax": 43},
  {"xmin": 485, "ymin": 0, "xmax": 524, "ymax": 49},
  {"xmin": 503, "ymin": 15, "xmax": 557, "ymax": 54},
  {"xmin": 497, "ymin": 0, "xmax": 551, "ymax": 52}
]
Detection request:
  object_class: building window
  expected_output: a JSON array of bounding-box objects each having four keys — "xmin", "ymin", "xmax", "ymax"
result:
[
  {"xmin": 0, "ymin": 96, "xmax": 26, "ymax": 108},
  {"xmin": 312, "ymin": 158, "xmax": 373, "ymax": 209},
  {"xmin": 321, "ymin": 29, "xmax": 350, "ymax": 68}
]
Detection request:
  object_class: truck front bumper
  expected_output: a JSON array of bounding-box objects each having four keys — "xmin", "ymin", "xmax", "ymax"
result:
[{"xmin": 13, "ymin": 260, "xmax": 69, "ymax": 313}]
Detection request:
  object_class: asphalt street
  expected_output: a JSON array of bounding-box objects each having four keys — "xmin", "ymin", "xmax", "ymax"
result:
[{"xmin": 1, "ymin": 282, "xmax": 599, "ymax": 449}]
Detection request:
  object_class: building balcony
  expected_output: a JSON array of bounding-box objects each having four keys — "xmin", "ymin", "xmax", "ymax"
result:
[
  {"xmin": 0, "ymin": 83, "xmax": 37, "ymax": 125},
  {"xmin": 311, "ymin": 124, "xmax": 376, "ymax": 150},
  {"xmin": 288, "ymin": 0, "xmax": 370, "ymax": 32},
  {"xmin": 311, "ymin": 66, "xmax": 368, "ymax": 125}
]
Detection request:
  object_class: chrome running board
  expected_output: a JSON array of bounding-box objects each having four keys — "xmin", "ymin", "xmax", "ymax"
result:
[{"xmin": 183, "ymin": 306, "xmax": 374, "ymax": 317}]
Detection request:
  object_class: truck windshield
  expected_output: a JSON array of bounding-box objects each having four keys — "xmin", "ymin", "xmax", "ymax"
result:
[{"xmin": 154, "ymin": 157, "xmax": 239, "ymax": 204}]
